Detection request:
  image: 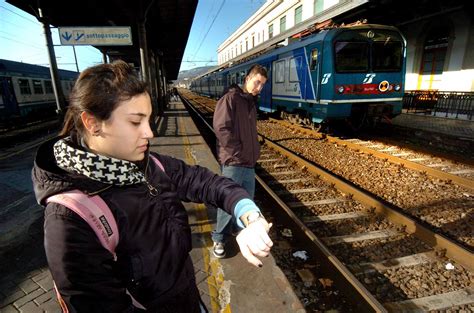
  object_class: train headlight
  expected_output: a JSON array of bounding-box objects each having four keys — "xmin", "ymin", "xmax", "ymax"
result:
[
  {"xmin": 337, "ymin": 86, "xmax": 345, "ymax": 93},
  {"xmin": 394, "ymin": 84, "xmax": 401, "ymax": 91}
]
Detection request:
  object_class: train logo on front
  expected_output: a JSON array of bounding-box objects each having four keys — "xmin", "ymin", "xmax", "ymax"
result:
[
  {"xmin": 321, "ymin": 73, "xmax": 331, "ymax": 84},
  {"xmin": 362, "ymin": 73, "xmax": 376, "ymax": 84}
]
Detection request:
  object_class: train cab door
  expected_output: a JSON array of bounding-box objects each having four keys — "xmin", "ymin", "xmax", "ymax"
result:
[
  {"xmin": 0, "ymin": 76, "xmax": 19, "ymax": 115},
  {"xmin": 305, "ymin": 43, "xmax": 322, "ymax": 102}
]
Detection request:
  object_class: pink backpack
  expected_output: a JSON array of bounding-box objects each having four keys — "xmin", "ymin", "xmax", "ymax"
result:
[{"xmin": 46, "ymin": 155, "xmax": 165, "ymax": 312}]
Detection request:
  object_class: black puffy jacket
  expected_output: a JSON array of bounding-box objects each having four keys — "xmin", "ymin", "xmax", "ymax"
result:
[{"xmin": 31, "ymin": 137, "xmax": 249, "ymax": 312}]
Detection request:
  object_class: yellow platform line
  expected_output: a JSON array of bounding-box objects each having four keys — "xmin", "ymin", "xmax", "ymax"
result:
[{"xmin": 178, "ymin": 113, "xmax": 231, "ymax": 313}]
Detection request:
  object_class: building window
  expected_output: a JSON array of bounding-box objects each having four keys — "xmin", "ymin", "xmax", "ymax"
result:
[
  {"xmin": 44, "ymin": 80, "xmax": 53, "ymax": 93},
  {"xmin": 314, "ymin": 0, "xmax": 323, "ymax": 15},
  {"xmin": 246, "ymin": 39, "xmax": 248, "ymax": 51},
  {"xmin": 258, "ymin": 32, "xmax": 260, "ymax": 44},
  {"xmin": 295, "ymin": 5, "xmax": 303, "ymax": 24},
  {"xmin": 18, "ymin": 79, "xmax": 31, "ymax": 95},
  {"xmin": 252, "ymin": 35, "xmax": 255, "ymax": 48},
  {"xmin": 417, "ymin": 24, "xmax": 449, "ymax": 90},
  {"xmin": 280, "ymin": 16, "xmax": 286, "ymax": 33},
  {"xmin": 32, "ymin": 80, "xmax": 44, "ymax": 94},
  {"xmin": 268, "ymin": 24, "xmax": 273, "ymax": 39}
]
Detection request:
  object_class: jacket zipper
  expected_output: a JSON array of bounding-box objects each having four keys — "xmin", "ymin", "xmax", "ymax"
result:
[
  {"xmin": 144, "ymin": 152, "xmax": 159, "ymax": 197},
  {"xmin": 145, "ymin": 180, "xmax": 159, "ymax": 196}
]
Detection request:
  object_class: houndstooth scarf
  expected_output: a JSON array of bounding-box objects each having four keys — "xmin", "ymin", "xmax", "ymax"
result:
[{"xmin": 53, "ymin": 137, "xmax": 146, "ymax": 186}]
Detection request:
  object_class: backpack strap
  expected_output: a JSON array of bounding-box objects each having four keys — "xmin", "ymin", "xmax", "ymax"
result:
[
  {"xmin": 46, "ymin": 154, "xmax": 164, "ymax": 254},
  {"xmin": 46, "ymin": 190, "xmax": 119, "ymax": 257},
  {"xmin": 45, "ymin": 154, "xmax": 165, "ymax": 312},
  {"xmin": 46, "ymin": 191, "xmax": 147, "ymax": 311},
  {"xmin": 150, "ymin": 154, "xmax": 165, "ymax": 173}
]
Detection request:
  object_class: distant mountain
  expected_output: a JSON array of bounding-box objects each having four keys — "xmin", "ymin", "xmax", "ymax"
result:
[{"xmin": 174, "ymin": 66, "xmax": 215, "ymax": 87}]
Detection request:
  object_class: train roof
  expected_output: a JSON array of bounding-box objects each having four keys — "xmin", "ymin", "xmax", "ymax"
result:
[
  {"xmin": 0, "ymin": 59, "xmax": 78, "ymax": 80},
  {"xmin": 192, "ymin": 24, "xmax": 403, "ymax": 81}
]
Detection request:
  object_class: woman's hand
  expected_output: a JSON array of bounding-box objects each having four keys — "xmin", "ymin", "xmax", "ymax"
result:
[{"xmin": 236, "ymin": 218, "xmax": 273, "ymax": 267}]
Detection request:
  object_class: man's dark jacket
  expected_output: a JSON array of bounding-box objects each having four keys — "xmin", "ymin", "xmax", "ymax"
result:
[
  {"xmin": 213, "ymin": 85, "xmax": 260, "ymax": 168},
  {"xmin": 31, "ymin": 137, "xmax": 249, "ymax": 312}
]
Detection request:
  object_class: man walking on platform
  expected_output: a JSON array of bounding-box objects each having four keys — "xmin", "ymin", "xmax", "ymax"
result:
[{"xmin": 212, "ymin": 64, "xmax": 268, "ymax": 258}]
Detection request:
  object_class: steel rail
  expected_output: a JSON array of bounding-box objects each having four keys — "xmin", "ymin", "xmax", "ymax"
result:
[{"xmin": 255, "ymin": 173, "xmax": 388, "ymax": 312}]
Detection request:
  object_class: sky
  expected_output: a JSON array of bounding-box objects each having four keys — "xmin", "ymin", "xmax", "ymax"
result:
[{"xmin": 0, "ymin": 0, "xmax": 265, "ymax": 73}]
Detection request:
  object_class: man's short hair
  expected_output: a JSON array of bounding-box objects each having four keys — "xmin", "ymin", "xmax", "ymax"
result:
[{"xmin": 246, "ymin": 64, "xmax": 268, "ymax": 79}]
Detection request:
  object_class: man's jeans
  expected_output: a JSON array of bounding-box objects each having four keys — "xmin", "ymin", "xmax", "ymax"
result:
[{"xmin": 211, "ymin": 165, "xmax": 255, "ymax": 243}]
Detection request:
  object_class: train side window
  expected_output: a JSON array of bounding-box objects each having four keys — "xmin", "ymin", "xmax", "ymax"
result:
[
  {"xmin": 32, "ymin": 80, "xmax": 44, "ymax": 94},
  {"xmin": 289, "ymin": 57, "xmax": 301, "ymax": 82},
  {"xmin": 310, "ymin": 49, "xmax": 318, "ymax": 71},
  {"xmin": 18, "ymin": 79, "xmax": 32, "ymax": 95},
  {"xmin": 275, "ymin": 60, "xmax": 285, "ymax": 83},
  {"xmin": 44, "ymin": 80, "xmax": 53, "ymax": 94}
]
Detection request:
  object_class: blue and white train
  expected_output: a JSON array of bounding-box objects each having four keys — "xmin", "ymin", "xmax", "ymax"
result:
[
  {"xmin": 190, "ymin": 24, "xmax": 406, "ymax": 129},
  {"xmin": 0, "ymin": 59, "xmax": 78, "ymax": 126}
]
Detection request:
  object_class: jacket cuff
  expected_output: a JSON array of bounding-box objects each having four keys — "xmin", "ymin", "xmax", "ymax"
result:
[{"xmin": 233, "ymin": 199, "xmax": 260, "ymax": 229}]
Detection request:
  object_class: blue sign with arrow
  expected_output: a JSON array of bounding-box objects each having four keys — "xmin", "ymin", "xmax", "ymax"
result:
[{"xmin": 58, "ymin": 27, "xmax": 132, "ymax": 46}]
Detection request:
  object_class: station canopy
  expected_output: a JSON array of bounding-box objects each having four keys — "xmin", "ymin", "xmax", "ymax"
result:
[{"xmin": 6, "ymin": 0, "xmax": 198, "ymax": 79}]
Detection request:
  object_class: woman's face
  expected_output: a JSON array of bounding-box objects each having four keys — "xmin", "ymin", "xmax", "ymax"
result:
[{"xmin": 90, "ymin": 92, "xmax": 153, "ymax": 162}]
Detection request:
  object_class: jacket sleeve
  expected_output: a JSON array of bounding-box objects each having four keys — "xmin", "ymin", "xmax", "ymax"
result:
[
  {"xmin": 213, "ymin": 94, "xmax": 241, "ymax": 156},
  {"xmin": 44, "ymin": 203, "xmax": 140, "ymax": 313},
  {"xmin": 152, "ymin": 153, "xmax": 249, "ymax": 216}
]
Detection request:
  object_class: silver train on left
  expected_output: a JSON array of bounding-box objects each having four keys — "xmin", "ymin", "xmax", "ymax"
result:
[{"xmin": 0, "ymin": 59, "xmax": 78, "ymax": 127}]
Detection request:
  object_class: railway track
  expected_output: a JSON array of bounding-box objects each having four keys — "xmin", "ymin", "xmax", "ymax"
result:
[
  {"xmin": 257, "ymin": 120, "xmax": 474, "ymax": 250},
  {"xmin": 272, "ymin": 119, "xmax": 474, "ymax": 186},
  {"xmin": 179, "ymin": 90, "xmax": 474, "ymax": 312},
  {"xmin": 341, "ymin": 137, "xmax": 474, "ymax": 179},
  {"xmin": 255, "ymin": 138, "xmax": 473, "ymax": 312}
]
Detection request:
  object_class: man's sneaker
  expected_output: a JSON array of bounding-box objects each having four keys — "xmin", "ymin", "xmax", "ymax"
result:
[{"xmin": 213, "ymin": 242, "xmax": 226, "ymax": 258}]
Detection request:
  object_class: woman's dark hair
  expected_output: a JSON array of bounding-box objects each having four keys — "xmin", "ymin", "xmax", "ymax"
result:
[{"xmin": 60, "ymin": 60, "xmax": 149, "ymax": 136}]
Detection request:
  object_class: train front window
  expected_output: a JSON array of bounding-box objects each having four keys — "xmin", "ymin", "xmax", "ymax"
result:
[
  {"xmin": 335, "ymin": 41, "xmax": 368, "ymax": 72},
  {"xmin": 373, "ymin": 41, "xmax": 403, "ymax": 72}
]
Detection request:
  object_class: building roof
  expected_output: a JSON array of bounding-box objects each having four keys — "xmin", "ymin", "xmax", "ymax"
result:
[{"xmin": 6, "ymin": 0, "xmax": 198, "ymax": 80}]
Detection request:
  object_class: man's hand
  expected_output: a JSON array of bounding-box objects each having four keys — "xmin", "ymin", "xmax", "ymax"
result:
[{"xmin": 236, "ymin": 219, "xmax": 273, "ymax": 267}]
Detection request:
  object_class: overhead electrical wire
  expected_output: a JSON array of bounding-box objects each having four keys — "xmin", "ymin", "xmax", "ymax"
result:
[{"xmin": 192, "ymin": 0, "xmax": 226, "ymax": 58}]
